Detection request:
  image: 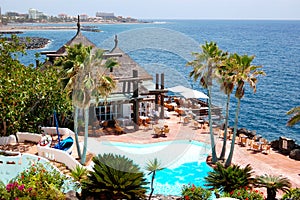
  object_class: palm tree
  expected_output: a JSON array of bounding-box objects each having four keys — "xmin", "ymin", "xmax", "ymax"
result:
[
  {"xmin": 74, "ymin": 48, "xmax": 117, "ymax": 164},
  {"xmin": 145, "ymin": 158, "xmax": 164, "ymax": 200},
  {"xmin": 205, "ymin": 162, "xmax": 255, "ymax": 193},
  {"xmin": 287, "ymin": 106, "xmax": 300, "ymax": 126},
  {"xmin": 55, "ymin": 44, "xmax": 118, "ymax": 164},
  {"xmin": 256, "ymin": 174, "xmax": 291, "ymax": 200},
  {"xmin": 216, "ymin": 59, "xmax": 235, "ymax": 160},
  {"xmin": 225, "ymin": 53, "xmax": 265, "ymax": 167},
  {"xmin": 187, "ymin": 41, "xmax": 227, "ymax": 163},
  {"xmin": 54, "ymin": 43, "xmax": 91, "ymax": 160}
]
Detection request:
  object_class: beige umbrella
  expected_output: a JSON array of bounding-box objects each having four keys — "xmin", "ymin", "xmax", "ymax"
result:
[{"xmin": 168, "ymin": 85, "xmax": 208, "ymax": 99}]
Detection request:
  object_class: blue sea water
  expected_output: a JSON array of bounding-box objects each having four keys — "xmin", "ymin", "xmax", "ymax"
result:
[{"xmin": 17, "ymin": 20, "xmax": 300, "ymax": 144}]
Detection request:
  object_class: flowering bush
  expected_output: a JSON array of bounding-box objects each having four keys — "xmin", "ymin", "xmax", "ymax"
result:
[
  {"xmin": 222, "ymin": 186, "xmax": 264, "ymax": 200},
  {"xmin": 0, "ymin": 160, "xmax": 72, "ymax": 200},
  {"xmin": 181, "ymin": 184, "xmax": 212, "ymax": 200}
]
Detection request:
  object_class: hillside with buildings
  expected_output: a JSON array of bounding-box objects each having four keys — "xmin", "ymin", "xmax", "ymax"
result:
[{"xmin": 0, "ymin": 7, "xmax": 139, "ymax": 25}]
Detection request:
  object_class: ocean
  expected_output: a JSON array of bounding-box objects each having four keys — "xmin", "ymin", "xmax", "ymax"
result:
[{"xmin": 18, "ymin": 20, "xmax": 300, "ymax": 144}]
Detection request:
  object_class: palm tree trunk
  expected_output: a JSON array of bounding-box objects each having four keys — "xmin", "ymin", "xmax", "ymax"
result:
[
  {"xmin": 74, "ymin": 106, "xmax": 81, "ymax": 159},
  {"xmin": 81, "ymin": 107, "xmax": 89, "ymax": 165},
  {"xmin": 225, "ymin": 98, "xmax": 241, "ymax": 167},
  {"xmin": 148, "ymin": 171, "xmax": 155, "ymax": 200},
  {"xmin": 219, "ymin": 94, "xmax": 231, "ymax": 160},
  {"xmin": 267, "ymin": 188, "xmax": 276, "ymax": 200},
  {"xmin": 208, "ymin": 87, "xmax": 217, "ymax": 163}
]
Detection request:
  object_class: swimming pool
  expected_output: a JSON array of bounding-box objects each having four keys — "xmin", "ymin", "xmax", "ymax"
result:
[{"xmin": 87, "ymin": 139, "xmax": 213, "ymax": 196}]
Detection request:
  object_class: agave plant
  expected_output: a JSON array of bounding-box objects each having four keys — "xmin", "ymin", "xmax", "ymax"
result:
[
  {"xmin": 205, "ymin": 162, "xmax": 255, "ymax": 193},
  {"xmin": 256, "ymin": 174, "xmax": 291, "ymax": 200},
  {"xmin": 81, "ymin": 153, "xmax": 148, "ymax": 200}
]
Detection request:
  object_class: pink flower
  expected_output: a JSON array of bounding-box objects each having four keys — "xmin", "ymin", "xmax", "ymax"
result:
[{"xmin": 18, "ymin": 184, "xmax": 25, "ymax": 191}]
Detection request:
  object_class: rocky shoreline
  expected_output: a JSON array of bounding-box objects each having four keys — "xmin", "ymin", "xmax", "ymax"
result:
[{"xmin": 4, "ymin": 36, "xmax": 50, "ymax": 49}]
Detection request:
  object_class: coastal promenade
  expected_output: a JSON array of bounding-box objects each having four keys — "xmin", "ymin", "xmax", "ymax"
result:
[{"xmin": 87, "ymin": 111, "xmax": 300, "ymax": 190}]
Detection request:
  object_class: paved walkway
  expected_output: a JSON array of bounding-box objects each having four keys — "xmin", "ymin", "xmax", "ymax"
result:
[{"xmin": 86, "ymin": 111, "xmax": 300, "ymax": 189}]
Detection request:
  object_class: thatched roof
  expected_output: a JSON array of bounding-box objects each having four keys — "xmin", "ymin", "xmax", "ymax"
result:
[
  {"xmin": 55, "ymin": 17, "xmax": 96, "ymax": 54},
  {"xmin": 42, "ymin": 16, "xmax": 96, "ymax": 58},
  {"xmin": 104, "ymin": 35, "xmax": 154, "ymax": 95}
]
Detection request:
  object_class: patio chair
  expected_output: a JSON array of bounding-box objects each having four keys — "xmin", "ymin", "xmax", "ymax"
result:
[
  {"xmin": 183, "ymin": 117, "xmax": 190, "ymax": 125},
  {"xmin": 252, "ymin": 143, "xmax": 261, "ymax": 152},
  {"xmin": 247, "ymin": 139, "xmax": 254, "ymax": 150},
  {"xmin": 240, "ymin": 137, "xmax": 247, "ymax": 147},
  {"xmin": 193, "ymin": 121, "xmax": 200, "ymax": 129},
  {"xmin": 153, "ymin": 127, "xmax": 162, "ymax": 138},
  {"xmin": 161, "ymin": 127, "xmax": 169, "ymax": 137},
  {"xmin": 261, "ymin": 144, "xmax": 271, "ymax": 154}
]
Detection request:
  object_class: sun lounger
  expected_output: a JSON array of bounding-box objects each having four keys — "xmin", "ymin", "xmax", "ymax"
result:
[{"xmin": 252, "ymin": 143, "xmax": 261, "ymax": 152}]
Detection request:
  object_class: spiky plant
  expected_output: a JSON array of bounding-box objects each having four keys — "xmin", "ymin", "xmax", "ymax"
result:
[
  {"xmin": 256, "ymin": 174, "xmax": 291, "ymax": 200},
  {"xmin": 70, "ymin": 165, "xmax": 88, "ymax": 190},
  {"xmin": 205, "ymin": 163, "xmax": 255, "ymax": 193},
  {"xmin": 282, "ymin": 188, "xmax": 300, "ymax": 200},
  {"xmin": 81, "ymin": 153, "xmax": 148, "ymax": 200}
]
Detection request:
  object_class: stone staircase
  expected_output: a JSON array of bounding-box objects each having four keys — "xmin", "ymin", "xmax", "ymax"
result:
[{"xmin": 51, "ymin": 160, "xmax": 73, "ymax": 177}]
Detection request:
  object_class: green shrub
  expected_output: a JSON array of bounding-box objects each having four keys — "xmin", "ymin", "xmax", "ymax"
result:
[
  {"xmin": 282, "ymin": 188, "xmax": 300, "ymax": 200},
  {"xmin": 81, "ymin": 153, "xmax": 148, "ymax": 200},
  {"xmin": 181, "ymin": 184, "xmax": 212, "ymax": 200},
  {"xmin": 205, "ymin": 163, "xmax": 255, "ymax": 193}
]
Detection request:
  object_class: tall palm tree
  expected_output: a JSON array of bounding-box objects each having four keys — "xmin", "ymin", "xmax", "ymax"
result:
[
  {"xmin": 256, "ymin": 174, "xmax": 291, "ymax": 200},
  {"xmin": 54, "ymin": 43, "xmax": 91, "ymax": 160},
  {"xmin": 225, "ymin": 53, "xmax": 265, "ymax": 167},
  {"xmin": 55, "ymin": 44, "xmax": 118, "ymax": 164},
  {"xmin": 216, "ymin": 59, "xmax": 235, "ymax": 160},
  {"xmin": 287, "ymin": 106, "xmax": 300, "ymax": 126},
  {"xmin": 187, "ymin": 41, "xmax": 227, "ymax": 163},
  {"xmin": 145, "ymin": 158, "xmax": 164, "ymax": 200},
  {"xmin": 74, "ymin": 48, "xmax": 117, "ymax": 164}
]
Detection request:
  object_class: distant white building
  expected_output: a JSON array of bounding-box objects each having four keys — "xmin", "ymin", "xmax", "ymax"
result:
[{"xmin": 28, "ymin": 8, "xmax": 46, "ymax": 19}]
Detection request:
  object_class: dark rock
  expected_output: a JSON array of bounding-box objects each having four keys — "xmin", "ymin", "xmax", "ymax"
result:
[
  {"xmin": 289, "ymin": 149, "xmax": 300, "ymax": 161},
  {"xmin": 279, "ymin": 136, "xmax": 295, "ymax": 155},
  {"xmin": 65, "ymin": 190, "xmax": 79, "ymax": 200},
  {"xmin": 5, "ymin": 36, "xmax": 50, "ymax": 49},
  {"xmin": 271, "ymin": 140, "xmax": 280, "ymax": 150}
]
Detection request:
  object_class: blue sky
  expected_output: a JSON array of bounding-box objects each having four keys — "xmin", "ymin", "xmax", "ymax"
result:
[{"xmin": 1, "ymin": 0, "xmax": 300, "ymax": 20}]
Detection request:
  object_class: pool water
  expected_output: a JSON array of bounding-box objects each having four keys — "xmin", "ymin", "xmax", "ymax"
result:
[
  {"xmin": 149, "ymin": 160, "xmax": 212, "ymax": 196},
  {"xmin": 90, "ymin": 140, "xmax": 213, "ymax": 196}
]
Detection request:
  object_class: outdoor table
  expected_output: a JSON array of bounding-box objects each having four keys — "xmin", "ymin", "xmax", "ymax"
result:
[{"xmin": 197, "ymin": 119, "xmax": 205, "ymax": 128}]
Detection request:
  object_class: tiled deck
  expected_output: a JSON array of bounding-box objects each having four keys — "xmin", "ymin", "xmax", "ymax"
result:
[{"xmin": 92, "ymin": 111, "xmax": 300, "ymax": 189}]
